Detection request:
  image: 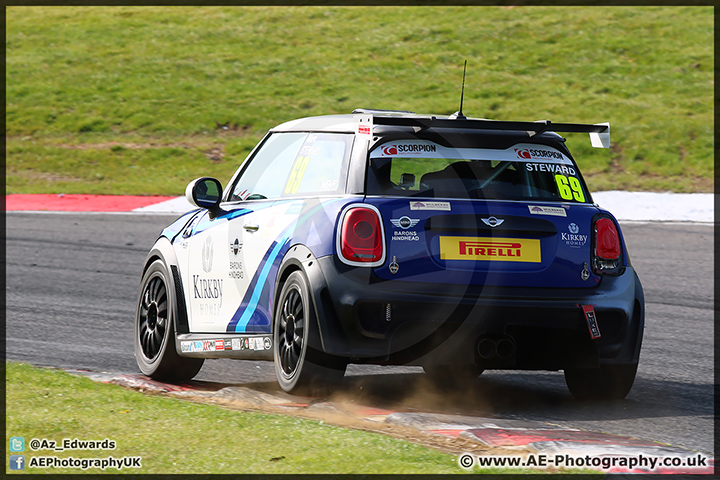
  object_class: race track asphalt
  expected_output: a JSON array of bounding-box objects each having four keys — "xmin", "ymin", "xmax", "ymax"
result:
[{"xmin": 5, "ymin": 212, "xmax": 714, "ymax": 455}]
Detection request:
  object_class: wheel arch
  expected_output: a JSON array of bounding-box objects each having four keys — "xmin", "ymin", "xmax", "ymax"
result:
[
  {"xmin": 275, "ymin": 244, "xmax": 332, "ymax": 350},
  {"xmin": 140, "ymin": 237, "xmax": 190, "ymax": 336}
]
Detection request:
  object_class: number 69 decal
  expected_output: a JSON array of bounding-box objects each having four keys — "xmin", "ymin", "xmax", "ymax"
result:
[
  {"xmin": 284, "ymin": 155, "xmax": 310, "ymax": 195},
  {"xmin": 555, "ymin": 174, "xmax": 586, "ymax": 202}
]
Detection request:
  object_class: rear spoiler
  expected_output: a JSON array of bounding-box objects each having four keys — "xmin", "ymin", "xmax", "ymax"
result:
[{"xmin": 354, "ymin": 113, "xmax": 610, "ymax": 148}]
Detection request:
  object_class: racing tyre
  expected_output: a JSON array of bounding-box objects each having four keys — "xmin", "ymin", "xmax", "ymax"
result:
[
  {"xmin": 564, "ymin": 363, "xmax": 638, "ymax": 401},
  {"xmin": 274, "ymin": 271, "xmax": 346, "ymax": 395},
  {"xmin": 134, "ymin": 259, "xmax": 204, "ymax": 381}
]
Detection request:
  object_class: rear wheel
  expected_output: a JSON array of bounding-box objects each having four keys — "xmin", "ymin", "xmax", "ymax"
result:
[
  {"xmin": 134, "ymin": 260, "xmax": 204, "ymax": 381},
  {"xmin": 274, "ymin": 271, "xmax": 346, "ymax": 395},
  {"xmin": 564, "ymin": 363, "xmax": 638, "ymax": 400}
]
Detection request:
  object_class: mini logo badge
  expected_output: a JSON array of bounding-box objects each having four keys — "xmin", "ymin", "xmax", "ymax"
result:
[
  {"xmin": 391, "ymin": 216, "xmax": 420, "ymax": 229},
  {"xmin": 568, "ymin": 223, "xmax": 579, "ymax": 234},
  {"xmin": 202, "ymin": 236, "xmax": 214, "ymax": 273},
  {"xmin": 230, "ymin": 238, "xmax": 243, "ymax": 256},
  {"xmin": 481, "ymin": 216, "xmax": 505, "ymax": 228},
  {"xmin": 264, "ymin": 337, "xmax": 272, "ymax": 350}
]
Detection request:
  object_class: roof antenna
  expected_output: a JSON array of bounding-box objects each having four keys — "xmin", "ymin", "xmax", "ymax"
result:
[{"xmin": 455, "ymin": 60, "xmax": 468, "ymax": 120}]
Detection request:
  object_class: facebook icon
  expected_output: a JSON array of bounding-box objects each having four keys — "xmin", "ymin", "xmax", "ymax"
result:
[{"xmin": 10, "ymin": 455, "xmax": 25, "ymax": 470}]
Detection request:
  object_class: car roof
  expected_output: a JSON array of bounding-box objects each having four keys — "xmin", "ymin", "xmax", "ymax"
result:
[{"xmin": 270, "ymin": 109, "xmax": 610, "ymax": 149}]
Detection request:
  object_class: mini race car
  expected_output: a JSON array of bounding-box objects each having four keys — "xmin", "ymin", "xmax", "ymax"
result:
[{"xmin": 134, "ymin": 109, "xmax": 644, "ymax": 400}]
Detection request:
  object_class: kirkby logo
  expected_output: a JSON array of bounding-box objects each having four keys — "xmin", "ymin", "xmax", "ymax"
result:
[
  {"xmin": 562, "ymin": 223, "xmax": 588, "ymax": 247},
  {"xmin": 202, "ymin": 236, "xmax": 214, "ymax": 273},
  {"xmin": 382, "ymin": 145, "xmax": 398, "ymax": 156},
  {"xmin": 515, "ymin": 148, "xmax": 531, "ymax": 159}
]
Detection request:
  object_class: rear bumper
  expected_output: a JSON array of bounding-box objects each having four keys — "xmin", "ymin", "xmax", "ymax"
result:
[{"xmin": 309, "ymin": 255, "xmax": 644, "ymax": 370}]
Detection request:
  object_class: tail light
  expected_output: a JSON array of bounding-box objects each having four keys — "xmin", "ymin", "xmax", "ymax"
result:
[
  {"xmin": 338, "ymin": 206, "xmax": 385, "ymax": 267},
  {"xmin": 592, "ymin": 216, "xmax": 624, "ymax": 275}
]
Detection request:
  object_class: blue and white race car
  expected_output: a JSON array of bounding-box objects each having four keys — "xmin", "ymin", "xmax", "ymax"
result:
[{"xmin": 134, "ymin": 109, "xmax": 644, "ymax": 400}]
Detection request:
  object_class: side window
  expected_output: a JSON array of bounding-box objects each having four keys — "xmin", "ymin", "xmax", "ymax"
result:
[
  {"xmin": 231, "ymin": 132, "xmax": 352, "ymax": 201},
  {"xmin": 231, "ymin": 133, "xmax": 306, "ymax": 201},
  {"xmin": 282, "ymin": 133, "xmax": 352, "ymax": 196}
]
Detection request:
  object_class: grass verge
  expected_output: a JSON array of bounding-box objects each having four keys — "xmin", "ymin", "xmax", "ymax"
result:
[
  {"xmin": 6, "ymin": 6, "xmax": 713, "ymax": 194},
  {"xmin": 6, "ymin": 362, "xmax": 564, "ymax": 474}
]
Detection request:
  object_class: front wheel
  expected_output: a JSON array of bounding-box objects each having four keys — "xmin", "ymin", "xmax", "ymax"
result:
[
  {"xmin": 564, "ymin": 363, "xmax": 638, "ymax": 400},
  {"xmin": 134, "ymin": 259, "xmax": 204, "ymax": 381},
  {"xmin": 273, "ymin": 271, "xmax": 346, "ymax": 395}
]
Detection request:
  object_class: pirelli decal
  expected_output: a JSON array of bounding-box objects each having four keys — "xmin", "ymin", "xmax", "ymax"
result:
[{"xmin": 439, "ymin": 236, "xmax": 541, "ymax": 263}]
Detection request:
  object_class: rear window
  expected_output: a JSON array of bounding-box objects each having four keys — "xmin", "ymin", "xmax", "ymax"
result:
[{"xmin": 367, "ymin": 140, "xmax": 588, "ymax": 203}]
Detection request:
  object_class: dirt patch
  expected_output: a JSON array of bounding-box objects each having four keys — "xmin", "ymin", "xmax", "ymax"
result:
[
  {"xmin": 170, "ymin": 391, "xmax": 524, "ymax": 458},
  {"xmin": 56, "ymin": 141, "xmax": 195, "ymax": 150},
  {"xmin": 9, "ymin": 170, "xmax": 84, "ymax": 183}
]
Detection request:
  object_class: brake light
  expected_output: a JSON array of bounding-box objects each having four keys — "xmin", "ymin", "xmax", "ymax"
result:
[
  {"xmin": 339, "ymin": 207, "xmax": 384, "ymax": 266},
  {"xmin": 592, "ymin": 217, "xmax": 623, "ymax": 275}
]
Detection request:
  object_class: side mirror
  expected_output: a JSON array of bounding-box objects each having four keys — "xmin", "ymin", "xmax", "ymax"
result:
[{"xmin": 186, "ymin": 177, "xmax": 223, "ymax": 214}]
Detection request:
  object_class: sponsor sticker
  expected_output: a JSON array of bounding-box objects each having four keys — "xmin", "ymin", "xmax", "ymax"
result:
[
  {"xmin": 410, "ymin": 201, "xmax": 451, "ymax": 211},
  {"xmin": 263, "ymin": 337, "xmax": 272, "ymax": 350},
  {"xmin": 229, "ymin": 261, "xmax": 244, "ymax": 280},
  {"xmin": 581, "ymin": 304, "xmax": 601, "ymax": 339},
  {"xmin": 180, "ymin": 341, "xmax": 192, "ymax": 353},
  {"xmin": 356, "ymin": 115, "xmax": 373, "ymax": 137},
  {"xmin": 224, "ymin": 340, "xmax": 232, "ymax": 350},
  {"xmin": 251, "ymin": 338, "xmax": 265, "ymax": 351},
  {"xmin": 202, "ymin": 340, "xmax": 215, "ymax": 352},
  {"xmin": 439, "ymin": 236, "xmax": 541, "ymax": 263},
  {"xmin": 193, "ymin": 341, "xmax": 203, "ymax": 352},
  {"xmin": 391, "ymin": 217, "xmax": 421, "ymax": 241},
  {"xmin": 391, "ymin": 230, "xmax": 420, "ymax": 241},
  {"xmin": 381, "ymin": 143, "xmax": 438, "ymax": 155},
  {"xmin": 562, "ymin": 223, "xmax": 588, "ymax": 248},
  {"xmin": 231, "ymin": 338, "xmax": 243, "ymax": 350},
  {"xmin": 286, "ymin": 203, "xmax": 304, "ymax": 215},
  {"xmin": 528, "ymin": 205, "xmax": 567, "ymax": 217},
  {"xmin": 515, "ymin": 147, "xmax": 566, "ymax": 161},
  {"xmin": 214, "ymin": 339, "xmax": 224, "ymax": 351}
]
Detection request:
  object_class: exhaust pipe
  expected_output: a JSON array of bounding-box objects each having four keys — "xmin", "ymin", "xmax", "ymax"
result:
[
  {"xmin": 477, "ymin": 338, "xmax": 496, "ymax": 359},
  {"xmin": 495, "ymin": 338, "xmax": 515, "ymax": 359},
  {"xmin": 476, "ymin": 335, "xmax": 516, "ymax": 360}
]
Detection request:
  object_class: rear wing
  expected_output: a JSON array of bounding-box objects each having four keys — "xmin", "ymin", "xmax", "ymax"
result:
[{"xmin": 354, "ymin": 113, "xmax": 610, "ymax": 148}]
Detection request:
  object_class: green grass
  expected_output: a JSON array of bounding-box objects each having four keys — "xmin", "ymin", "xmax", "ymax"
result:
[
  {"xmin": 6, "ymin": 6, "xmax": 713, "ymax": 194},
  {"xmin": 7, "ymin": 362, "xmax": 477, "ymax": 474}
]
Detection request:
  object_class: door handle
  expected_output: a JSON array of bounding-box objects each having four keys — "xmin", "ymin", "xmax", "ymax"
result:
[{"xmin": 244, "ymin": 224, "xmax": 259, "ymax": 232}]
